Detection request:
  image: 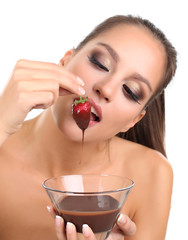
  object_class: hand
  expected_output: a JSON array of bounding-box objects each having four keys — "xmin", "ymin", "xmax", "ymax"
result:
[
  {"xmin": 47, "ymin": 206, "xmax": 136, "ymax": 240},
  {"xmin": 109, "ymin": 214, "xmax": 136, "ymax": 240},
  {"xmin": 0, "ymin": 59, "xmax": 85, "ymax": 142}
]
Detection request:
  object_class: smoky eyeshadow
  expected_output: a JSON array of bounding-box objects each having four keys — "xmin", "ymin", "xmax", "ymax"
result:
[
  {"xmin": 125, "ymin": 81, "xmax": 144, "ymax": 100},
  {"xmin": 88, "ymin": 50, "xmax": 110, "ymax": 72}
]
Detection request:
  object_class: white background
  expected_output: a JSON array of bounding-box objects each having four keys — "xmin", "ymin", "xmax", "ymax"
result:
[{"xmin": 0, "ymin": 0, "xmax": 187, "ymax": 239}]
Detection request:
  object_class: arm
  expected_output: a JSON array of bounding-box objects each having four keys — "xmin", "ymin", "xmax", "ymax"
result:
[
  {"xmin": 124, "ymin": 151, "xmax": 173, "ymax": 240},
  {"xmin": 0, "ymin": 59, "xmax": 85, "ymax": 147}
]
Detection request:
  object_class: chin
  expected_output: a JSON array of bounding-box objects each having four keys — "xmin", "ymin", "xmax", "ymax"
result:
[{"xmin": 58, "ymin": 123, "xmax": 84, "ymax": 142}]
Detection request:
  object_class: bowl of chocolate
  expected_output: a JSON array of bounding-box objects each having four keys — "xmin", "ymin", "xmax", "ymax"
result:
[{"xmin": 42, "ymin": 174, "xmax": 134, "ymax": 240}]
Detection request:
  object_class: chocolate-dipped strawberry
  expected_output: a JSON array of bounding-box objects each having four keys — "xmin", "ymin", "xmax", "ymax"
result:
[{"xmin": 72, "ymin": 96, "xmax": 91, "ymax": 131}]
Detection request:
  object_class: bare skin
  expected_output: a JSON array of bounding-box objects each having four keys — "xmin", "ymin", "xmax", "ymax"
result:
[{"xmin": 0, "ymin": 25, "xmax": 173, "ymax": 240}]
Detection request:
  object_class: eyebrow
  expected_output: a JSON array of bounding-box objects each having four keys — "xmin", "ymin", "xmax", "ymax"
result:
[
  {"xmin": 97, "ymin": 42, "xmax": 119, "ymax": 62},
  {"xmin": 97, "ymin": 42, "xmax": 153, "ymax": 92},
  {"xmin": 132, "ymin": 73, "xmax": 153, "ymax": 92}
]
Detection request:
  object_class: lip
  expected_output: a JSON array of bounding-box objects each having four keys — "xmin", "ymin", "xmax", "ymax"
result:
[{"xmin": 88, "ymin": 98, "xmax": 102, "ymax": 123}]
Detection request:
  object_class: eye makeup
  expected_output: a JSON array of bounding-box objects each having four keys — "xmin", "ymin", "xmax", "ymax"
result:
[
  {"xmin": 123, "ymin": 81, "xmax": 144, "ymax": 104},
  {"xmin": 88, "ymin": 51, "xmax": 110, "ymax": 72}
]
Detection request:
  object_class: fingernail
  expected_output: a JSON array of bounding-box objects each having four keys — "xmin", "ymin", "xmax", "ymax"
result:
[
  {"xmin": 66, "ymin": 222, "xmax": 74, "ymax": 234},
  {"xmin": 78, "ymin": 86, "xmax": 85, "ymax": 95},
  {"xmin": 47, "ymin": 206, "xmax": 51, "ymax": 213},
  {"xmin": 56, "ymin": 215, "xmax": 63, "ymax": 227},
  {"xmin": 117, "ymin": 214, "xmax": 126, "ymax": 225},
  {"xmin": 77, "ymin": 76, "xmax": 84, "ymax": 86},
  {"xmin": 82, "ymin": 224, "xmax": 90, "ymax": 237}
]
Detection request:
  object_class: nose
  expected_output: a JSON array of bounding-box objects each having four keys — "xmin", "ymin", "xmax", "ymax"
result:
[{"xmin": 93, "ymin": 79, "xmax": 116, "ymax": 102}]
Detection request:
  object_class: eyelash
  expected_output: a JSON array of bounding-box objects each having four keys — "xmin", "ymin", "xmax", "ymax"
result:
[
  {"xmin": 88, "ymin": 55, "xmax": 109, "ymax": 72},
  {"xmin": 88, "ymin": 55, "xmax": 141, "ymax": 104},
  {"xmin": 123, "ymin": 84, "xmax": 141, "ymax": 104}
]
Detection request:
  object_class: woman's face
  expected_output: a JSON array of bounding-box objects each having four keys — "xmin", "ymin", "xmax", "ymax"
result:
[{"xmin": 52, "ymin": 24, "xmax": 167, "ymax": 142}]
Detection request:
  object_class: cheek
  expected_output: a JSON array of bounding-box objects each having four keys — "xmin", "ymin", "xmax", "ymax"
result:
[
  {"xmin": 115, "ymin": 109, "xmax": 134, "ymax": 126},
  {"xmin": 65, "ymin": 58, "xmax": 98, "ymax": 89},
  {"xmin": 66, "ymin": 58, "xmax": 88, "ymax": 78},
  {"xmin": 115, "ymin": 90, "xmax": 141, "ymax": 121},
  {"xmin": 104, "ymin": 102, "xmax": 139, "ymax": 133}
]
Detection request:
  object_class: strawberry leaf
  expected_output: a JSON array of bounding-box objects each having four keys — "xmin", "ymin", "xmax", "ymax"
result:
[{"xmin": 74, "ymin": 96, "xmax": 89, "ymax": 106}]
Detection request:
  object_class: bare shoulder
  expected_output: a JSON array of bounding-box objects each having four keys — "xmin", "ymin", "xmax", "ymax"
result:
[
  {"xmin": 113, "ymin": 136, "xmax": 173, "ymax": 182},
  {"xmin": 138, "ymin": 143, "xmax": 173, "ymax": 185},
  {"xmin": 114, "ymin": 137, "xmax": 173, "ymax": 239}
]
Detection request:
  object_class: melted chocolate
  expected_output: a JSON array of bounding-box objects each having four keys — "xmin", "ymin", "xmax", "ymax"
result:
[{"xmin": 56, "ymin": 195, "xmax": 120, "ymax": 233}]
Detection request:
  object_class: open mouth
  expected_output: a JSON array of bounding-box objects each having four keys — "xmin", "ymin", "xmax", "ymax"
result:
[{"xmin": 91, "ymin": 106, "xmax": 100, "ymax": 122}]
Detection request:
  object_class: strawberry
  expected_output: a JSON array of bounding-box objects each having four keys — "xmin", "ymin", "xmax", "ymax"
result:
[{"xmin": 72, "ymin": 96, "xmax": 91, "ymax": 131}]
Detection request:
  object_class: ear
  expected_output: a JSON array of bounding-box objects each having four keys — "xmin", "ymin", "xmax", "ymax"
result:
[
  {"xmin": 120, "ymin": 110, "xmax": 146, "ymax": 133},
  {"xmin": 59, "ymin": 49, "xmax": 74, "ymax": 66}
]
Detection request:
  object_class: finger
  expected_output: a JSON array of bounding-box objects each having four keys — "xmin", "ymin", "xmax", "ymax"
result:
[
  {"xmin": 82, "ymin": 224, "xmax": 96, "ymax": 240},
  {"xmin": 66, "ymin": 222, "xmax": 78, "ymax": 240},
  {"xmin": 15, "ymin": 60, "xmax": 84, "ymax": 87},
  {"xmin": 29, "ymin": 91, "xmax": 55, "ymax": 109},
  {"xmin": 14, "ymin": 66, "xmax": 82, "ymax": 85},
  {"xmin": 17, "ymin": 91, "xmax": 54, "ymax": 113},
  {"xmin": 15, "ymin": 59, "xmax": 60, "ymax": 71},
  {"xmin": 14, "ymin": 79, "xmax": 59, "ymax": 91},
  {"xmin": 14, "ymin": 80, "xmax": 59, "ymax": 102},
  {"xmin": 14, "ymin": 60, "xmax": 85, "ymax": 89},
  {"xmin": 47, "ymin": 206, "xmax": 56, "ymax": 218},
  {"xmin": 13, "ymin": 68, "xmax": 85, "ymax": 96},
  {"xmin": 55, "ymin": 216, "xmax": 65, "ymax": 240},
  {"xmin": 116, "ymin": 214, "xmax": 136, "ymax": 236}
]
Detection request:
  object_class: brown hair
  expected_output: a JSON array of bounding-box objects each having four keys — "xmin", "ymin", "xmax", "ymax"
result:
[{"xmin": 75, "ymin": 15, "xmax": 177, "ymax": 157}]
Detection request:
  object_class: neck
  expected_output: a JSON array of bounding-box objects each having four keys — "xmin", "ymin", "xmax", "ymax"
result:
[{"xmin": 22, "ymin": 109, "xmax": 111, "ymax": 177}]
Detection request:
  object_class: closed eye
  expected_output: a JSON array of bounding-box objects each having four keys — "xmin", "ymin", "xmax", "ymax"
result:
[
  {"xmin": 88, "ymin": 55, "xmax": 109, "ymax": 72},
  {"xmin": 123, "ymin": 84, "xmax": 141, "ymax": 104}
]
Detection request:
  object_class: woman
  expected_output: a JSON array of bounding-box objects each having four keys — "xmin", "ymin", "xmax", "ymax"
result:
[{"xmin": 0, "ymin": 15, "xmax": 177, "ymax": 240}]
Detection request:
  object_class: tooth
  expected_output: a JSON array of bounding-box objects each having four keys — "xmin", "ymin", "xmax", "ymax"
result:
[{"xmin": 91, "ymin": 106, "xmax": 97, "ymax": 116}]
